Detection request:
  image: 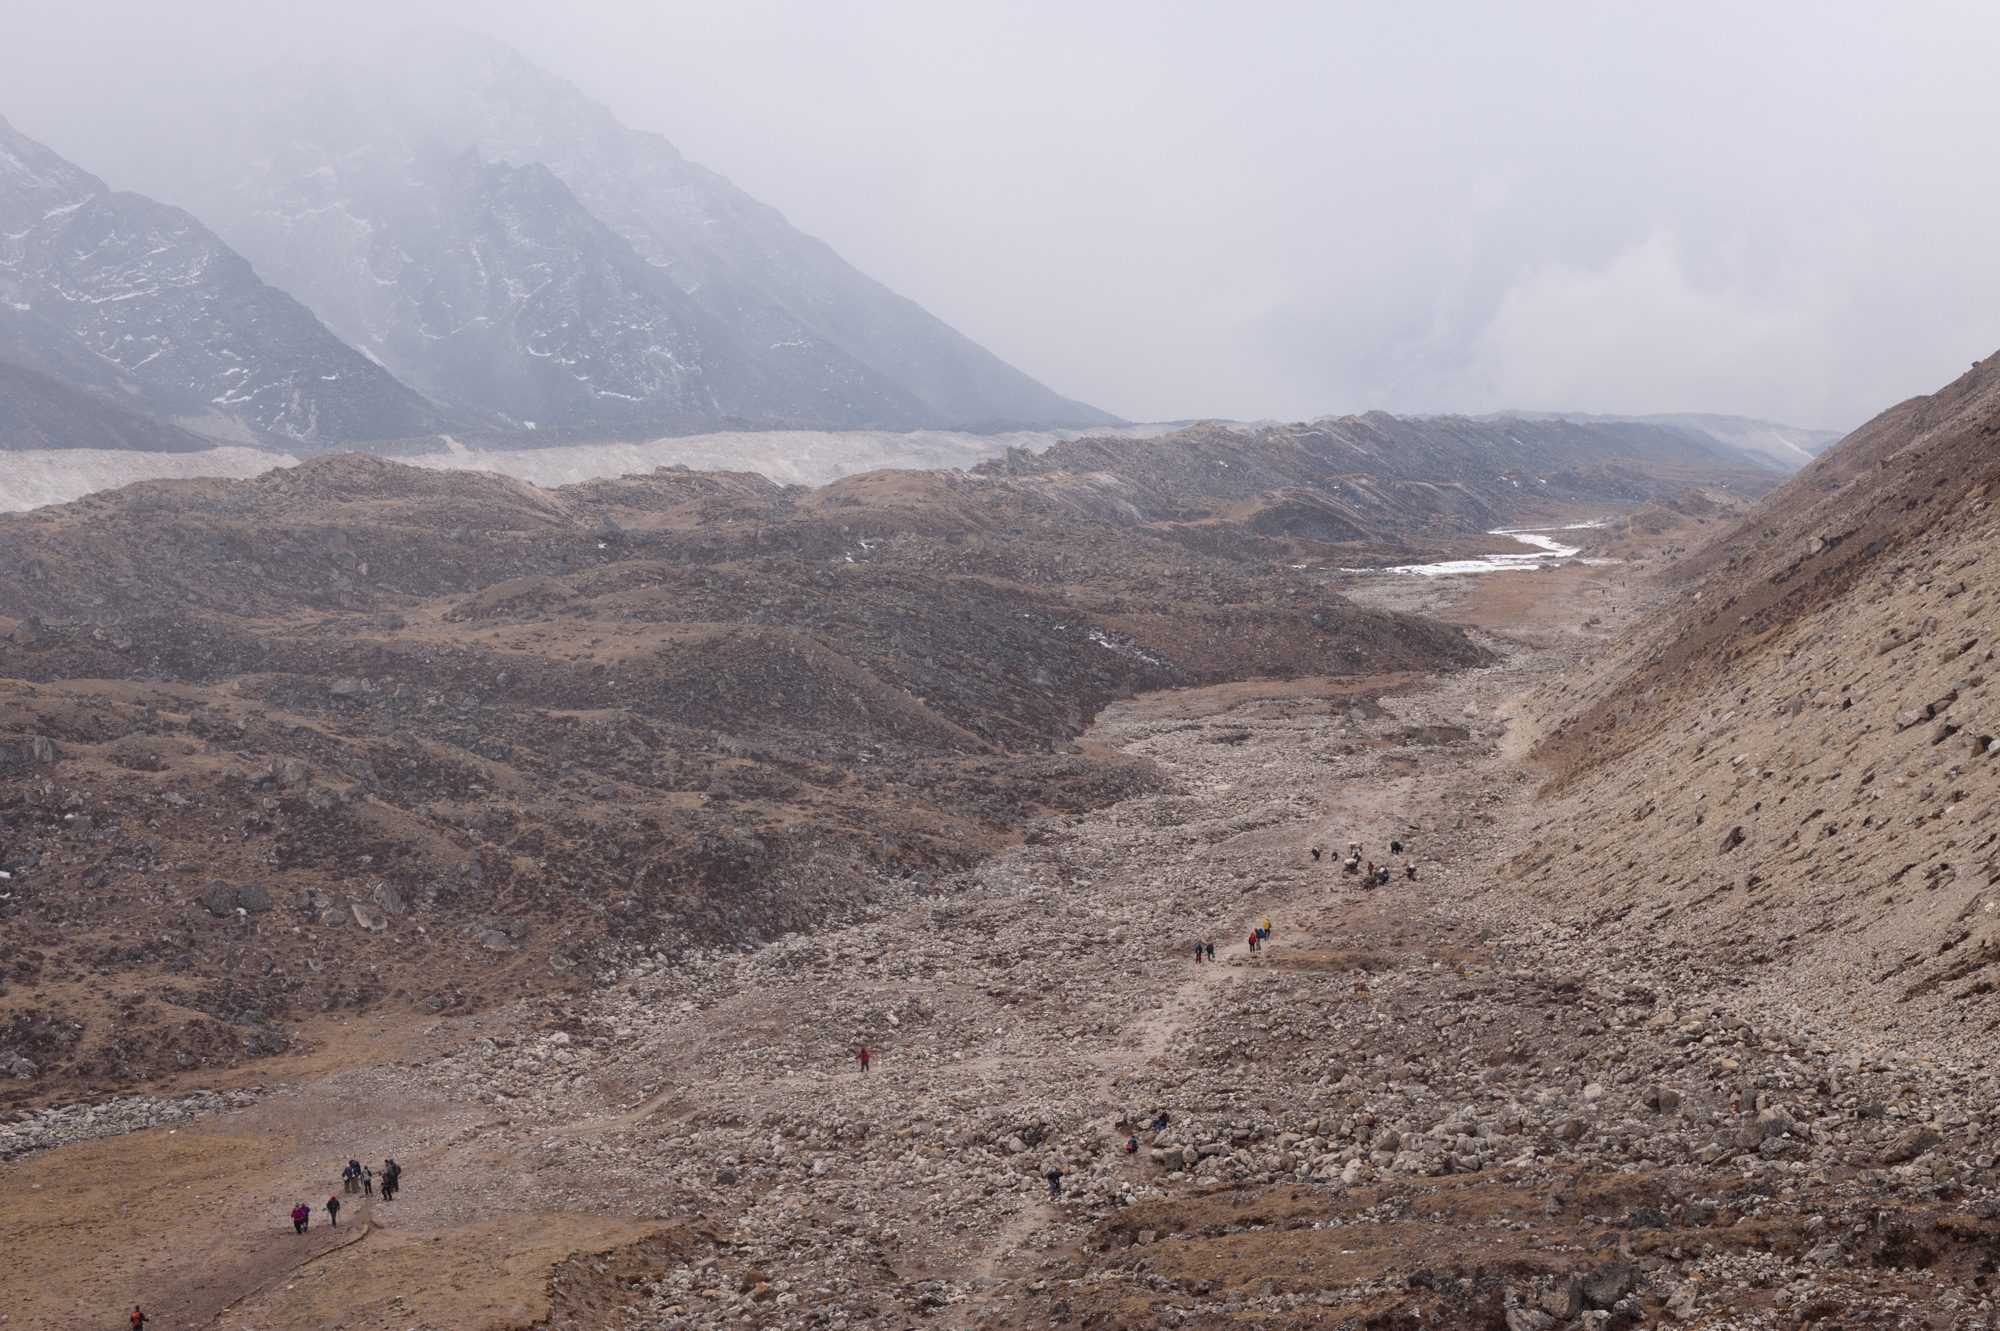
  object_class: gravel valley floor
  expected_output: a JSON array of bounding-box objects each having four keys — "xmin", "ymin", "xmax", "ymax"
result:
[{"xmin": 6, "ymin": 560, "xmax": 1998, "ymax": 1330}]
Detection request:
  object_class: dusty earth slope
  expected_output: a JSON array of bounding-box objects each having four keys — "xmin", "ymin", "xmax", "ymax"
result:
[{"xmin": 1508, "ymin": 350, "xmax": 2000, "ymax": 1061}]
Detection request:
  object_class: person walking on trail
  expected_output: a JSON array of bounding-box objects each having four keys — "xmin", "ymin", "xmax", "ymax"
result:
[
  {"xmin": 857, "ymin": 1045, "xmax": 871, "ymax": 1073},
  {"xmin": 326, "ymin": 1194, "xmax": 342, "ymax": 1227},
  {"xmin": 1124, "ymin": 1134, "xmax": 1139, "ymax": 1154},
  {"xmin": 1262, "ymin": 917, "xmax": 1273, "ymax": 939},
  {"xmin": 1205, "ymin": 940, "xmax": 1215, "ymax": 962},
  {"xmin": 1192, "ymin": 939, "xmax": 1204, "ymax": 964},
  {"xmin": 381, "ymin": 1160, "xmax": 400, "ymax": 1201},
  {"xmin": 1247, "ymin": 930, "xmax": 1260, "ymax": 954},
  {"xmin": 362, "ymin": 1166, "xmax": 374, "ymax": 1197},
  {"xmin": 1045, "ymin": 1168, "xmax": 1063, "ymax": 1199},
  {"xmin": 129, "ymin": 1306, "xmax": 148, "ymax": 1329},
  {"xmin": 291, "ymin": 1201, "xmax": 311, "ymax": 1234}
]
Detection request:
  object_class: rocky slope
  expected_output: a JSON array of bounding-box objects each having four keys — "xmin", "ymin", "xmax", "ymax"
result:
[
  {"xmin": 0, "ymin": 358, "xmax": 221, "ymax": 453},
  {"xmin": 0, "ymin": 451, "xmax": 1479, "ymax": 1104},
  {"xmin": 989, "ymin": 415, "xmax": 1780, "ymax": 565},
  {"xmin": 14, "ymin": 559, "xmax": 1998, "ymax": 1330},
  {"xmin": 110, "ymin": 34, "xmax": 1111, "ymax": 434},
  {"xmin": 1485, "ymin": 411, "xmax": 1845, "ymax": 472},
  {"xmin": 0, "ymin": 115, "xmax": 443, "ymax": 445},
  {"xmin": 1507, "ymin": 349, "xmax": 2000, "ymax": 1065}
]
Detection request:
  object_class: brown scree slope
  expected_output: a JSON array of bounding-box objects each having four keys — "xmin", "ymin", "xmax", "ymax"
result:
[{"xmin": 1509, "ymin": 350, "xmax": 2000, "ymax": 1057}]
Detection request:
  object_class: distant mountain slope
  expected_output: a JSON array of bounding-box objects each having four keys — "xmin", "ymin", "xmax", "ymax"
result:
[
  {"xmin": 1505, "ymin": 349, "xmax": 2000, "ymax": 1056},
  {"xmin": 1483, "ymin": 409, "xmax": 1845, "ymax": 471},
  {"xmin": 112, "ymin": 34, "xmax": 1113, "ymax": 434},
  {"xmin": 986, "ymin": 413, "xmax": 1778, "ymax": 555},
  {"xmin": 0, "ymin": 116, "xmax": 444, "ymax": 445},
  {"xmin": 0, "ymin": 359, "xmax": 221, "ymax": 452}
]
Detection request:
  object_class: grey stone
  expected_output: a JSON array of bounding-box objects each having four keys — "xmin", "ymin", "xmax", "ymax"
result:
[{"xmin": 1881, "ymin": 1125, "xmax": 1942, "ymax": 1164}]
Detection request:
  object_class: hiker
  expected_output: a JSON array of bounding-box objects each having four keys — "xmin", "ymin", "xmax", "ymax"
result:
[
  {"xmin": 1262, "ymin": 917, "xmax": 1273, "ymax": 939},
  {"xmin": 1124, "ymin": 1134, "xmax": 1139, "ymax": 1154},
  {"xmin": 1205, "ymin": 940, "xmax": 1215, "ymax": 962},
  {"xmin": 381, "ymin": 1160, "xmax": 400, "ymax": 1201},
  {"xmin": 362, "ymin": 1166, "xmax": 374, "ymax": 1196},
  {"xmin": 1046, "ymin": 1168, "xmax": 1063, "ymax": 1199},
  {"xmin": 1247, "ymin": 930, "xmax": 1259, "ymax": 954},
  {"xmin": 1404, "ymin": 859, "xmax": 1417, "ymax": 881},
  {"xmin": 857, "ymin": 1045, "xmax": 871, "ymax": 1073},
  {"xmin": 291, "ymin": 1201, "xmax": 310, "ymax": 1235},
  {"xmin": 130, "ymin": 1307, "xmax": 148, "ymax": 1329},
  {"xmin": 1310, "ymin": 847, "xmax": 1322, "ymax": 862},
  {"xmin": 326, "ymin": 1194, "xmax": 341, "ymax": 1227},
  {"xmin": 343, "ymin": 1159, "xmax": 360, "ymax": 1194},
  {"xmin": 1192, "ymin": 940, "xmax": 1204, "ymax": 964}
]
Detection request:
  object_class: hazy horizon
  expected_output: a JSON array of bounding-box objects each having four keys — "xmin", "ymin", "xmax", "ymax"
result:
[{"xmin": 5, "ymin": 0, "xmax": 1998, "ymax": 431}]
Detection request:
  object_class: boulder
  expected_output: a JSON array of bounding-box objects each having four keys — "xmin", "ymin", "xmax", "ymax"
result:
[
  {"xmin": 1880, "ymin": 1125, "xmax": 1942, "ymax": 1164},
  {"xmin": 1582, "ymin": 1261, "xmax": 1635, "ymax": 1310}
]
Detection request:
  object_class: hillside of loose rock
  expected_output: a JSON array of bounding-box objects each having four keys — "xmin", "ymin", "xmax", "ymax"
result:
[
  {"xmin": 0, "ymin": 450, "xmax": 1483, "ymax": 1105},
  {"xmin": 12, "ymin": 553, "xmax": 1998, "ymax": 1331},
  {"xmin": 1507, "ymin": 349, "xmax": 2000, "ymax": 1064},
  {"xmin": 986, "ymin": 415, "xmax": 1778, "ymax": 567}
]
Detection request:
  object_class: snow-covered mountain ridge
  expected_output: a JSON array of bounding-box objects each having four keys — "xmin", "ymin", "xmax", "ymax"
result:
[{"xmin": 0, "ymin": 115, "xmax": 442, "ymax": 445}]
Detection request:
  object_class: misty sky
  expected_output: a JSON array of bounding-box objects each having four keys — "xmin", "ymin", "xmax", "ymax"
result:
[{"xmin": 5, "ymin": 0, "xmax": 1997, "ymax": 430}]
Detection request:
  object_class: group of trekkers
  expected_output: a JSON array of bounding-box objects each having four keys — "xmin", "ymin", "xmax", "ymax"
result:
[
  {"xmin": 289, "ymin": 1157, "xmax": 403, "ymax": 1234},
  {"xmin": 1190, "ymin": 834, "xmax": 1422, "ymax": 965},
  {"xmin": 1188, "ymin": 916, "xmax": 1276, "ymax": 962},
  {"xmin": 1311, "ymin": 838, "xmax": 1418, "ymax": 888},
  {"xmin": 1047, "ymin": 1109, "xmax": 1175, "ymax": 1199}
]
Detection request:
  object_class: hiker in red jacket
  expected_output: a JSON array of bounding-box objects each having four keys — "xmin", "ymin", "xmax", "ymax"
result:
[
  {"xmin": 326, "ymin": 1194, "xmax": 341, "ymax": 1227},
  {"xmin": 857, "ymin": 1045, "xmax": 871, "ymax": 1073},
  {"xmin": 129, "ymin": 1307, "xmax": 148, "ymax": 1329},
  {"xmin": 290, "ymin": 1201, "xmax": 310, "ymax": 1234}
]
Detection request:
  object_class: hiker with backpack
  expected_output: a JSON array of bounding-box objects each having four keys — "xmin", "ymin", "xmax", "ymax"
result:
[{"xmin": 290, "ymin": 1201, "xmax": 311, "ymax": 1234}]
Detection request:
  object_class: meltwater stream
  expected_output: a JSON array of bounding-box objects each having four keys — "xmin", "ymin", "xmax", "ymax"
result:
[{"xmin": 1351, "ymin": 521, "xmax": 1605, "ymax": 577}]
